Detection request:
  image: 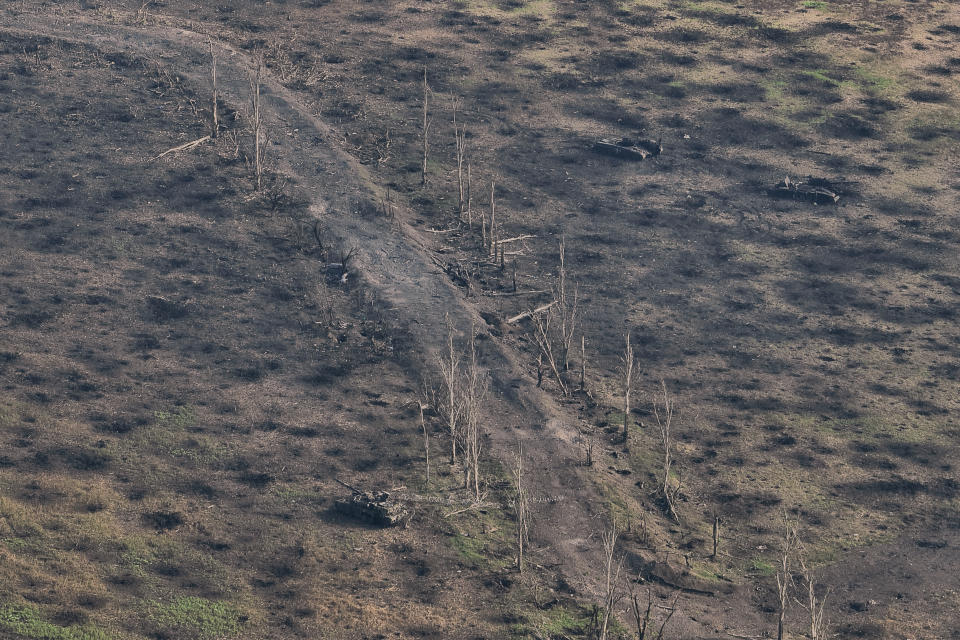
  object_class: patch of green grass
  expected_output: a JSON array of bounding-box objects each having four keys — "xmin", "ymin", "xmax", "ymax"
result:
[
  {"xmin": 450, "ymin": 533, "xmax": 488, "ymax": 567},
  {"xmin": 690, "ymin": 560, "xmax": 724, "ymax": 583},
  {"xmin": 750, "ymin": 559, "xmax": 775, "ymax": 576},
  {"xmin": 154, "ymin": 406, "xmax": 196, "ymax": 430},
  {"xmin": 597, "ymin": 480, "xmax": 635, "ymax": 526},
  {"xmin": 149, "ymin": 597, "xmax": 244, "ymax": 639},
  {"xmin": 802, "ymin": 0, "xmax": 827, "ymax": 9},
  {"xmin": 3, "ymin": 537, "xmax": 29, "ymax": 553},
  {"xmin": 854, "ymin": 67, "xmax": 894, "ymax": 91},
  {"xmin": 762, "ymin": 79, "xmax": 787, "ymax": 101},
  {"xmin": 0, "ymin": 604, "xmax": 112, "ymax": 640},
  {"xmin": 801, "ymin": 69, "xmax": 842, "ymax": 87},
  {"xmin": 539, "ymin": 604, "xmax": 594, "ymax": 636},
  {"xmin": 0, "ymin": 404, "xmax": 19, "ymax": 429}
]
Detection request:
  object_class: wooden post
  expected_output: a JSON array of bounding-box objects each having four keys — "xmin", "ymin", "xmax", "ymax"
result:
[{"xmin": 712, "ymin": 514, "xmax": 720, "ymax": 559}]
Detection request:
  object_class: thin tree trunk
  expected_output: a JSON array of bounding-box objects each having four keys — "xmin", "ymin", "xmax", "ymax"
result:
[
  {"xmin": 489, "ymin": 180, "xmax": 496, "ymax": 257},
  {"xmin": 420, "ymin": 403, "xmax": 430, "ymax": 484},
  {"xmin": 466, "ymin": 162, "xmax": 472, "ymax": 227},
  {"xmin": 210, "ymin": 42, "xmax": 218, "ymax": 138},
  {"xmin": 421, "ymin": 66, "xmax": 429, "ymax": 186}
]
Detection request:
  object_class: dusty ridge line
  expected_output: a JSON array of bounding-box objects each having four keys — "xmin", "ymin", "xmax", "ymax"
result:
[{"xmin": 3, "ymin": 11, "xmax": 610, "ymax": 595}]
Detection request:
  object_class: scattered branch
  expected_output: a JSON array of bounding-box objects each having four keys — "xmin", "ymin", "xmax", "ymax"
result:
[
  {"xmin": 149, "ymin": 135, "xmax": 211, "ymax": 162},
  {"xmin": 506, "ymin": 300, "xmax": 556, "ymax": 325}
]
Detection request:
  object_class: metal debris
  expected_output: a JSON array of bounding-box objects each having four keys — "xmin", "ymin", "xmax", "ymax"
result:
[
  {"xmin": 768, "ymin": 176, "xmax": 853, "ymax": 205},
  {"xmin": 334, "ymin": 479, "xmax": 408, "ymax": 527}
]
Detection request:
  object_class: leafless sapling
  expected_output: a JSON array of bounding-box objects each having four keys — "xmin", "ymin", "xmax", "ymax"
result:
[
  {"xmin": 421, "ymin": 66, "xmax": 430, "ymax": 186},
  {"xmin": 454, "ymin": 102, "xmax": 468, "ymax": 220},
  {"xmin": 466, "ymin": 161, "xmax": 473, "ymax": 227},
  {"xmin": 461, "ymin": 329, "xmax": 489, "ymax": 503},
  {"xmin": 555, "ymin": 237, "xmax": 579, "ymax": 372},
  {"xmin": 799, "ymin": 546, "xmax": 830, "ymax": 640},
  {"xmin": 513, "ymin": 441, "xmax": 530, "ymax": 574},
  {"xmin": 531, "ymin": 307, "xmax": 568, "ymax": 396},
  {"xmin": 599, "ymin": 524, "xmax": 625, "ymax": 640},
  {"xmin": 489, "ymin": 180, "xmax": 497, "ymax": 257},
  {"xmin": 249, "ymin": 57, "xmax": 266, "ymax": 190},
  {"xmin": 621, "ymin": 332, "xmax": 636, "ymax": 443},
  {"xmin": 436, "ymin": 318, "xmax": 463, "ymax": 466},
  {"xmin": 579, "ymin": 334, "xmax": 587, "ymax": 391},
  {"xmin": 775, "ymin": 514, "xmax": 800, "ymax": 640},
  {"xmin": 209, "ymin": 42, "xmax": 219, "ymax": 138},
  {"xmin": 653, "ymin": 380, "xmax": 679, "ymax": 522},
  {"xmin": 629, "ymin": 580, "xmax": 680, "ymax": 640},
  {"xmin": 419, "ymin": 399, "xmax": 430, "ymax": 484}
]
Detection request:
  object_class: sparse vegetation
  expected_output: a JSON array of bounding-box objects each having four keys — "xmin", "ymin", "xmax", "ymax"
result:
[
  {"xmin": 1, "ymin": 0, "xmax": 958, "ymax": 637},
  {"xmin": 149, "ymin": 597, "xmax": 244, "ymax": 639},
  {"xmin": 0, "ymin": 604, "xmax": 111, "ymax": 640}
]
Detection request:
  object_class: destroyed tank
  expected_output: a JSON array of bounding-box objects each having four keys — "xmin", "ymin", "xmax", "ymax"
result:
[
  {"xmin": 593, "ymin": 136, "xmax": 662, "ymax": 160},
  {"xmin": 334, "ymin": 490, "xmax": 408, "ymax": 527},
  {"xmin": 769, "ymin": 176, "xmax": 841, "ymax": 204}
]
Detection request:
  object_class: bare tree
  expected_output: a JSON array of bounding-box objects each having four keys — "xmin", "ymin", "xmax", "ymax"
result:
[
  {"xmin": 799, "ymin": 549, "xmax": 830, "ymax": 640},
  {"xmin": 419, "ymin": 400, "xmax": 430, "ymax": 485},
  {"xmin": 530, "ymin": 308, "xmax": 567, "ymax": 396},
  {"xmin": 453, "ymin": 102, "xmax": 468, "ymax": 220},
  {"xmin": 209, "ymin": 42, "xmax": 219, "ymax": 138},
  {"xmin": 421, "ymin": 66, "xmax": 431, "ymax": 186},
  {"xmin": 466, "ymin": 161, "xmax": 472, "ymax": 227},
  {"xmin": 436, "ymin": 318, "xmax": 463, "ymax": 466},
  {"xmin": 599, "ymin": 524, "xmax": 625, "ymax": 640},
  {"xmin": 513, "ymin": 441, "xmax": 530, "ymax": 574},
  {"xmin": 653, "ymin": 380, "xmax": 679, "ymax": 522},
  {"xmin": 629, "ymin": 580, "xmax": 680, "ymax": 640},
  {"xmin": 488, "ymin": 180, "xmax": 497, "ymax": 257},
  {"xmin": 621, "ymin": 332, "xmax": 636, "ymax": 443},
  {"xmin": 461, "ymin": 330, "xmax": 489, "ymax": 502},
  {"xmin": 579, "ymin": 334, "xmax": 587, "ymax": 391},
  {"xmin": 526, "ymin": 241, "xmax": 580, "ymax": 397},
  {"xmin": 630, "ymin": 580, "xmax": 653, "ymax": 640},
  {"xmin": 555, "ymin": 238, "xmax": 579, "ymax": 372},
  {"xmin": 776, "ymin": 514, "xmax": 800, "ymax": 640},
  {"xmin": 249, "ymin": 57, "xmax": 266, "ymax": 190}
]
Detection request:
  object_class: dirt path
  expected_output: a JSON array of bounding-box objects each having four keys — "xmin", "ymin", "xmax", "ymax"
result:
[{"xmin": 0, "ymin": 4, "xmax": 621, "ymax": 611}]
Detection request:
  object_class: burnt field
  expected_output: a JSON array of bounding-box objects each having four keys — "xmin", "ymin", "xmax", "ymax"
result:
[{"xmin": 1, "ymin": 1, "xmax": 959, "ymax": 639}]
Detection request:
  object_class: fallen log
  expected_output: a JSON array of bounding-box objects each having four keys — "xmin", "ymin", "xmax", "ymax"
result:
[{"xmin": 506, "ymin": 300, "xmax": 557, "ymax": 325}]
